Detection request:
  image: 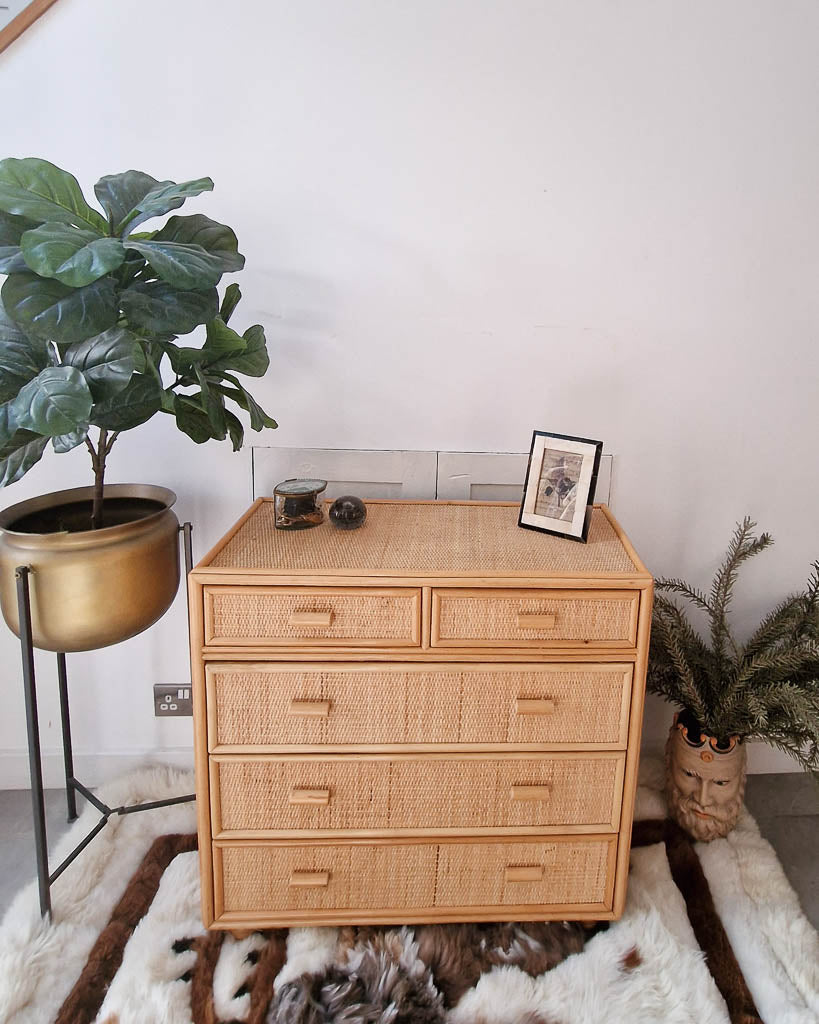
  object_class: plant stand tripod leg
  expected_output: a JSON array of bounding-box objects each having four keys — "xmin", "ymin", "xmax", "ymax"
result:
[
  {"xmin": 16, "ymin": 566, "xmax": 51, "ymax": 919},
  {"xmin": 181, "ymin": 522, "xmax": 194, "ymax": 578},
  {"xmin": 56, "ymin": 652, "xmax": 77, "ymax": 822}
]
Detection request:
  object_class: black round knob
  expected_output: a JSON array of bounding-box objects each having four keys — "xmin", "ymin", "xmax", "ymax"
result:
[{"xmin": 328, "ymin": 495, "xmax": 367, "ymax": 530}]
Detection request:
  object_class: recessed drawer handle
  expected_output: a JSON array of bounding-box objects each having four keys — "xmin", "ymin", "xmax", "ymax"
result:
[
  {"xmin": 517, "ymin": 613, "xmax": 556, "ymax": 629},
  {"xmin": 289, "ymin": 787, "xmax": 331, "ymax": 806},
  {"xmin": 289, "ymin": 870, "xmax": 330, "ymax": 888},
  {"xmin": 505, "ymin": 865, "xmax": 543, "ymax": 883},
  {"xmin": 515, "ymin": 698, "xmax": 555, "ymax": 715},
  {"xmin": 289, "ymin": 610, "xmax": 335, "ymax": 627},
  {"xmin": 288, "ymin": 699, "xmax": 331, "ymax": 717},
  {"xmin": 510, "ymin": 785, "xmax": 551, "ymax": 801}
]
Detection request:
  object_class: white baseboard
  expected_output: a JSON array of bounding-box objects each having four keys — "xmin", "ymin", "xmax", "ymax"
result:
[{"xmin": 0, "ymin": 748, "xmax": 194, "ymax": 790}]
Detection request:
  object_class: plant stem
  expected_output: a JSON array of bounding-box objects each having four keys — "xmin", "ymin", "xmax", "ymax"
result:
[{"xmin": 87, "ymin": 428, "xmax": 109, "ymax": 530}]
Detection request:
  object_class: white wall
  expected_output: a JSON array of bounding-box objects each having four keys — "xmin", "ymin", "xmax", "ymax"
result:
[{"xmin": 1, "ymin": 0, "xmax": 816, "ymax": 785}]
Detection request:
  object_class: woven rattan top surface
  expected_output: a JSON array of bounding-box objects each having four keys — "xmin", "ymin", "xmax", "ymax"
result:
[{"xmin": 202, "ymin": 502, "xmax": 645, "ymax": 578}]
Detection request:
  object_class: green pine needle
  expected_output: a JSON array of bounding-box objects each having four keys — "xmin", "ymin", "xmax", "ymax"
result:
[{"xmin": 647, "ymin": 520, "xmax": 819, "ymax": 771}]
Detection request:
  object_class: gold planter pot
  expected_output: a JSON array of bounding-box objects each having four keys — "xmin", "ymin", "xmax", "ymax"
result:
[{"xmin": 0, "ymin": 484, "xmax": 180, "ymax": 653}]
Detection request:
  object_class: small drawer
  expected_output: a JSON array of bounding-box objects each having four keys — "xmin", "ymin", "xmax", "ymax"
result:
[
  {"xmin": 211, "ymin": 752, "xmax": 625, "ymax": 836},
  {"xmin": 216, "ymin": 841, "xmax": 438, "ymax": 915},
  {"xmin": 214, "ymin": 836, "xmax": 615, "ymax": 920},
  {"xmin": 434, "ymin": 837, "xmax": 614, "ymax": 909},
  {"xmin": 203, "ymin": 586, "xmax": 421, "ymax": 647},
  {"xmin": 431, "ymin": 588, "xmax": 640, "ymax": 648},
  {"xmin": 206, "ymin": 663, "xmax": 633, "ymax": 750}
]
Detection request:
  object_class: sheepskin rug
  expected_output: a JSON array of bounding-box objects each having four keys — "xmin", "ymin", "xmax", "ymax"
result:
[{"xmin": 0, "ymin": 762, "xmax": 816, "ymax": 1024}]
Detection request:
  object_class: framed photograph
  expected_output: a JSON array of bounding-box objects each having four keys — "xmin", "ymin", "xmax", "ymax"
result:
[{"xmin": 519, "ymin": 431, "xmax": 603, "ymax": 542}]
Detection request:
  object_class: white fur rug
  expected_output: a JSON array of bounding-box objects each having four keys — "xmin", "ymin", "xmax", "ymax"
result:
[{"xmin": 0, "ymin": 762, "xmax": 816, "ymax": 1024}]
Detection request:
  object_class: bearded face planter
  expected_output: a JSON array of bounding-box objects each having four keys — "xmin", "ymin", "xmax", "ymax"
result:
[
  {"xmin": 648, "ymin": 518, "xmax": 819, "ymax": 833},
  {"xmin": 665, "ymin": 712, "xmax": 747, "ymax": 842}
]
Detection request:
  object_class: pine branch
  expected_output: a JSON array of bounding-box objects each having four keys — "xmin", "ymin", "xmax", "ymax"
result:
[
  {"xmin": 742, "ymin": 594, "xmax": 813, "ymax": 660},
  {"xmin": 708, "ymin": 518, "xmax": 773, "ymax": 664},
  {"xmin": 655, "ymin": 577, "xmax": 713, "ymax": 617},
  {"xmin": 651, "ymin": 595, "xmax": 722, "ymax": 707},
  {"xmin": 722, "ymin": 679, "xmax": 819, "ymax": 741},
  {"xmin": 649, "ymin": 605, "xmax": 708, "ymax": 724},
  {"xmin": 730, "ymin": 643, "xmax": 819, "ymax": 694},
  {"xmin": 648, "ymin": 518, "xmax": 819, "ymax": 767}
]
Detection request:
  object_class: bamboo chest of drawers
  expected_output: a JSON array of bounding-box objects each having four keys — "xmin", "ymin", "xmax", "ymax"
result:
[{"xmin": 189, "ymin": 500, "xmax": 653, "ymax": 929}]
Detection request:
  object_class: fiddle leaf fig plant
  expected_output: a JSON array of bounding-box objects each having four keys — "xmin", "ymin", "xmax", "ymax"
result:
[{"xmin": 0, "ymin": 157, "xmax": 277, "ymax": 528}]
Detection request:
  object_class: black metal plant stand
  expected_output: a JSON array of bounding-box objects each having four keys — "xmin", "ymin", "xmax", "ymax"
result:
[{"xmin": 15, "ymin": 522, "xmax": 197, "ymax": 919}]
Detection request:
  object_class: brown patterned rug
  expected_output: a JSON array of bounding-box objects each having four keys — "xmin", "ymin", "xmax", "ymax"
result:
[
  {"xmin": 54, "ymin": 822, "xmax": 764, "ymax": 1024},
  {"xmin": 0, "ymin": 767, "xmax": 816, "ymax": 1023}
]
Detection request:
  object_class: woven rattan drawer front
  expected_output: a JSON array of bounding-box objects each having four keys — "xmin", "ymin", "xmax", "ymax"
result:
[
  {"xmin": 206, "ymin": 663, "xmax": 633, "ymax": 750},
  {"xmin": 211, "ymin": 752, "xmax": 625, "ymax": 836},
  {"xmin": 203, "ymin": 586, "xmax": 421, "ymax": 647},
  {"xmin": 435, "ymin": 837, "xmax": 614, "ymax": 909},
  {"xmin": 431, "ymin": 589, "xmax": 639, "ymax": 648},
  {"xmin": 214, "ymin": 836, "xmax": 615, "ymax": 919},
  {"xmin": 216, "ymin": 842, "xmax": 437, "ymax": 914}
]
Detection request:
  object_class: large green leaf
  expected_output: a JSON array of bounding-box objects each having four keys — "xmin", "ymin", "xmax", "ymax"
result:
[
  {"xmin": 0, "ymin": 249, "xmax": 27, "ymax": 273},
  {"xmin": 63, "ymin": 327, "xmax": 136, "ymax": 401},
  {"xmin": 207, "ymin": 323, "xmax": 269, "ymax": 377},
  {"xmin": 0, "ymin": 326, "xmax": 52, "ymax": 402},
  {"xmin": 223, "ymin": 408, "xmax": 244, "ymax": 451},
  {"xmin": 217, "ymin": 375, "xmax": 277, "ymax": 431},
  {"xmin": 123, "ymin": 239, "xmax": 224, "ymax": 290},
  {"xmin": 11, "ymin": 365, "xmax": 93, "ymax": 436},
  {"xmin": 0, "ymin": 209, "xmax": 38, "ymax": 273},
  {"xmin": 219, "ymin": 283, "xmax": 241, "ymax": 324},
  {"xmin": 52, "ymin": 426, "xmax": 89, "ymax": 453},
  {"xmin": 116, "ymin": 248, "xmax": 149, "ymax": 289},
  {"xmin": 115, "ymin": 177, "xmax": 214, "ymax": 236},
  {"xmin": 0, "ymin": 403, "xmax": 15, "ymax": 445},
  {"xmin": 0, "ymin": 158, "xmax": 107, "ymax": 233},
  {"xmin": 94, "ymin": 171, "xmax": 169, "ymax": 231},
  {"xmin": 160, "ymin": 343, "xmax": 209, "ymax": 376},
  {"xmin": 120, "ymin": 281, "xmax": 218, "ymax": 335},
  {"xmin": 202, "ymin": 316, "xmax": 246, "ymax": 360},
  {"xmin": 1, "ymin": 273, "xmax": 118, "ymax": 344},
  {"xmin": 0, "ymin": 302, "xmax": 28, "ymax": 343},
  {"xmin": 0, "ymin": 209, "xmax": 37, "ymax": 246},
  {"xmin": 0, "ymin": 430, "xmax": 49, "ymax": 486},
  {"xmin": 173, "ymin": 394, "xmax": 218, "ymax": 443},
  {"xmin": 91, "ymin": 372, "xmax": 163, "ymax": 430},
  {"xmin": 193, "ymin": 367, "xmax": 228, "ymax": 438},
  {"xmin": 153, "ymin": 215, "xmax": 244, "ymax": 273},
  {"xmin": 132, "ymin": 338, "xmax": 170, "ymax": 376},
  {"xmin": 20, "ymin": 222, "xmax": 125, "ymax": 287}
]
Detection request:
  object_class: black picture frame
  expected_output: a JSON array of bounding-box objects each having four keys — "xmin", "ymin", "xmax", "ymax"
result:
[{"xmin": 518, "ymin": 430, "xmax": 603, "ymax": 543}]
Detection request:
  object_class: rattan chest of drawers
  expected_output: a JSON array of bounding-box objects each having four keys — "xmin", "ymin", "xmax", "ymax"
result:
[{"xmin": 189, "ymin": 500, "xmax": 653, "ymax": 929}]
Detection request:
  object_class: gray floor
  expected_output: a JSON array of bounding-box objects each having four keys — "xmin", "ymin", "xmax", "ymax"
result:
[
  {"xmin": 0, "ymin": 775, "xmax": 816, "ymax": 927},
  {"xmin": 743, "ymin": 772, "xmax": 818, "ymax": 929}
]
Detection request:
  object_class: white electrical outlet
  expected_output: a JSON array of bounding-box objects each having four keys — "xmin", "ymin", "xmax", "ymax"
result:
[{"xmin": 153, "ymin": 683, "xmax": 193, "ymax": 717}]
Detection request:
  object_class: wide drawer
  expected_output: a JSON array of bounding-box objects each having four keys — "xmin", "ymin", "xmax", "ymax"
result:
[
  {"xmin": 211, "ymin": 752, "xmax": 625, "ymax": 836},
  {"xmin": 214, "ymin": 836, "xmax": 615, "ymax": 920},
  {"xmin": 203, "ymin": 586, "xmax": 422, "ymax": 647},
  {"xmin": 431, "ymin": 589, "xmax": 639, "ymax": 648},
  {"xmin": 206, "ymin": 662, "xmax": 633, "ymax": 750}
]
